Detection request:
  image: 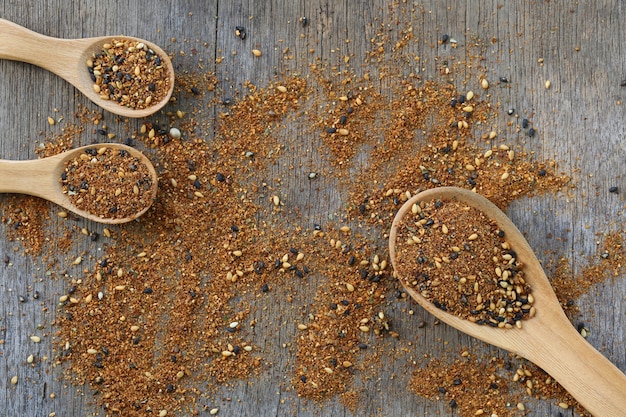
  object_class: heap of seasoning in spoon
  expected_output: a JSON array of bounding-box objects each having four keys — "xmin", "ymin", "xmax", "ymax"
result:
[
  {"xmin": 393, "ymin": 198, "xmax": 535, "ymax": 329},
  {"xmin": 61, "ymin": 147, "xmax": 154, "ymax": 220},
  {"xmin": 87, "ymin": 39, "xmax": 170, "ymax": 110}
]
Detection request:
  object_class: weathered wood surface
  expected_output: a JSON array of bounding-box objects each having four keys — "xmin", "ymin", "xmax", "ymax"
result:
[{"xmin": 0, "ymin": 1, "xmax": 624, "ymax": 416}]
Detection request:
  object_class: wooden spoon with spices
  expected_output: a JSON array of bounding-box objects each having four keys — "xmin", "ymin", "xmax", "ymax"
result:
[
  {"xmin": 0, "ymin": 18, "xmax": 174, "ymax": 118},
  {"xmin": 389, "ymin": 186, "xmax": 626, "ymax": 416},
  {"xmin": 0, "ymin": 144, "xmax": 158, "ymax": 224}
]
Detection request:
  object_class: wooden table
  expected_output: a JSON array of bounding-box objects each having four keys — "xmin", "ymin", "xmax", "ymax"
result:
[{"xmin": 1, "ymin": 1, "xmax": 624, "ymax": 416}]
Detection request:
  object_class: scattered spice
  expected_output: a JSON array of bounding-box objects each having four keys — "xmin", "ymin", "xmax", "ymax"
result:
[{"xmin": 1, "ymin": 6, "xmax": 623, "ymax": 417}]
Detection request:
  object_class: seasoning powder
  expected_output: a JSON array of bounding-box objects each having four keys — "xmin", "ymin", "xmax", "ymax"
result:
[
  {"xmin": 87, "ymin": 39, "xmax": 170, "ymax": 110},
  {"xmin": 393, "ymin": 199, "xmax": 534, "ymax": 329},
  {"xmin": 61, "ymin": 147, "xmax": 154, "ymax": 219}
]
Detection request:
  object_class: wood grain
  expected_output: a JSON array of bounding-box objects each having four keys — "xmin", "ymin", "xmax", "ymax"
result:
[{"xmin": 1, "ymin": 1, "xmax": 624, "ymax": 416}]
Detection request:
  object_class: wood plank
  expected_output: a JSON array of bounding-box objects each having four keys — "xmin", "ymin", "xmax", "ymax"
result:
[{"xmin": 0, "ymin": 1, "xmax": 624, "ymax": 416}]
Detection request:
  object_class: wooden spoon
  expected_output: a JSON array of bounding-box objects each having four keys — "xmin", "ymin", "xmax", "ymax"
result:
[
  {"xmin": 0, "ymin": 18, "xmax": 174, "ymax": 118},
  {"xmin": 389, "ymin": 186, "xmax": 626, "ymax": 416},
  {"xmin": 0, "ymin": 144, "xmax": 158, "ymax": 224}
]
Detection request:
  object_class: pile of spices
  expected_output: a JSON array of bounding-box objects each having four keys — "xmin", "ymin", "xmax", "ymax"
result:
[
  {"xmin": 60, "ymin": 146, "xmax": 154, "ymax": 220},
  {"xmin": 87, "ymin": 39, "xmax": 170, "ymax": 110},
  {"xmin": 392, "ymin": 199, "xmax": 534, "ymax": 328}
]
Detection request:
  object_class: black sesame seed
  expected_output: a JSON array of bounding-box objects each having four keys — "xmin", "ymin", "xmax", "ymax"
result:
[
  {"xmin": 499, "ymin": 77, "xmax": 509, "ymax": 83},
  {"xmin": 339, "ymin": 115, "xmax": 347, "ymax": 125},
  {"xmin": 143, "ymin": 287, "xmax": 153, "ymax": 294},
  {"xmin": 358, "ymin": 342, "xmax": 368, "ymax": 349},
  {"xmin": 346, "ymin": 107, "xmax": 354, "ymax": 114},
  {"xmin": 326, "ymin": 127, "xmax": 337, "ymax": 134},
  {"xmin": 441, "ymin": 34, "xmax": 449, "ymax": 44},
  {"xmin": 235, "ymin": 26, "xmax": 247, "ymax": 40},
  {"xmin": 216, "ymin": 173, "xmax": 225, "ymax": 182},
  {"xmin": 261, "ymin": 283, "xmax": 269, "ymax": 292},
  {"xmin": 521, "ymin": 118, "xmax": 529, "ymax": 129},
  {"xmin": 452, "ymin": 378, "xmax": 462, "ymax": 385},
  {"xmin": 609, "ymin": 186, "xmax": 619, "ymax": 193},
  {"xmin": 528, "ymin": 127, "xmax": 536, "ymax": 137},
  {"xmin": 190, "ymin": 87, "xmax": 200, "ymax": 95},
  {"xmin": 300, "ymin": 375, "xmax": 307, "ymax": 382}
]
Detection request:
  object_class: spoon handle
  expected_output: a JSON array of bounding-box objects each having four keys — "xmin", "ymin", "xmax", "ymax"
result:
[
  {"xmin": 0, "ymin": 158, "xmax": 61, "ymax": 201},
  {"xmin": 528, "ymin": 318, "xmax": 626, "ymax": 416},
  {"xmin": 0, "ymin": 18, "xmax": 87, "ymax": 80}
]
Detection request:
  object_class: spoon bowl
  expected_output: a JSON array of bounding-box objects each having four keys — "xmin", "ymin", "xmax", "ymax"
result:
[
  {"xmin": 389, "ymin": 186, "xmax": 626, "ymax": 416},
  {"xmin": 0, "ymin": 18, "xmax": 174, "ymax": 118},
  {"xmin": 0, "ymin": 144, "xmax": 158, "ymax": 224}
]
